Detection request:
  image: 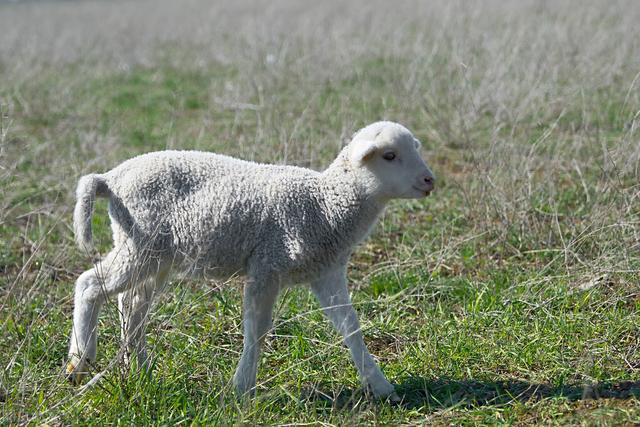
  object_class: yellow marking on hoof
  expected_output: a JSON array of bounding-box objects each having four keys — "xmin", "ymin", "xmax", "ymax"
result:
[
  {"xmin": 65, "ymin": 362, "xmax": 87, "ymax": 385},
  {"xmin": 65, "ymin": 363, "xmax": 76, "ymax": 375}
]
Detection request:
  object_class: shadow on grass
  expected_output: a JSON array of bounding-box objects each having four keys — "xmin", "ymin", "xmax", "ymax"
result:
[{"xmin": 301, "ymin": 377, "xmax": 640, "ymax": 410}]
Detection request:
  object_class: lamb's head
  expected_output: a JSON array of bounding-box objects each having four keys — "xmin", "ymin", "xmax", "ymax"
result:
[{"xmin": 347, "ymin": 121, "xmax": 435, "ymax": 200}]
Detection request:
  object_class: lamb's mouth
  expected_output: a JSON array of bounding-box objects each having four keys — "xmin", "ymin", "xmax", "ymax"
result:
[{"xmin": 413, "ymin": 186, "xmax": 432, "ymax": 197}]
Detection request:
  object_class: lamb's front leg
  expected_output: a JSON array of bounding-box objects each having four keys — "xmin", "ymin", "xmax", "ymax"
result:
[
  {"xmin": 311, "ymin": 265, "xmax": 399, "ymax": 401},
  {"xmin": 233, "ymin": 274, "xmax": 279, "ymax": 396}
]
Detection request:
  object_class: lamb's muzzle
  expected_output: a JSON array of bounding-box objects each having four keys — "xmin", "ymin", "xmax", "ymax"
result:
[{"xmin": 415, "ymin": 171, "xmax": 435, "ymax": 196}]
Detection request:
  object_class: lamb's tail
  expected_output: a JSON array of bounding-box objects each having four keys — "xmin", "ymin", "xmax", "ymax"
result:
[{"xmin": 73, "ymin": 174, "xmax": 109, "ymax": 253}]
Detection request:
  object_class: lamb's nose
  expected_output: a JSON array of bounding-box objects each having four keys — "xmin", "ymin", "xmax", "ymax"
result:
[{"xmin": 423, "ymin": 174, "xmax": 435, "ymax": 190}]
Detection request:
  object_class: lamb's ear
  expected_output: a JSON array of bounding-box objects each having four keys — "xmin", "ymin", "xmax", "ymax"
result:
[{"xmin": 349, "ymin": 140, "xmax": 378, "ymax": 164}]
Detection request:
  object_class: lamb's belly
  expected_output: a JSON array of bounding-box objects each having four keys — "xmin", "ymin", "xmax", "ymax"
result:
[
  {"xmin": 178, "ymin": 248, "xmax": 246, "ymax": 278},
  {"xmin": 187, "ymin": 230, "xmax": 253, "ymax": 277}
]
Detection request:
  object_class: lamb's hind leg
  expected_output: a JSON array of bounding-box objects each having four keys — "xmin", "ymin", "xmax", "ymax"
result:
[
  {"xmin": 118, "ymin": 267, "xmax": 169, "ymax": 374},
  {"xmin": 66, "ymin": 249, "xmax": 146, "ymax": 384}
]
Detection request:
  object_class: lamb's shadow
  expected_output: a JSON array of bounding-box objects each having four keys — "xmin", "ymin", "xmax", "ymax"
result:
[{"xmin": 301, "ymin": 377, "xmax": 640, "ymax": 410}]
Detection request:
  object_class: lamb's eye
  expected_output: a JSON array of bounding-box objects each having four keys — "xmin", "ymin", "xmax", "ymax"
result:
[{"xmin": 382, "ymin": 152, "xmax": 396, "ymax": 161}]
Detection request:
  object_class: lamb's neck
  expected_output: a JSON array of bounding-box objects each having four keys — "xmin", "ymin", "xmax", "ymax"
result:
[{"xmin": 318, "ymin": 158, "xmax": 386, "ymax": 245}]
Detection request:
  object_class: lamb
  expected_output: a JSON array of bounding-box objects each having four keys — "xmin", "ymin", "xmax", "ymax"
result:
[{"xmin": 65, "ymin": 121, "xmax": 435, "ymax": 400}]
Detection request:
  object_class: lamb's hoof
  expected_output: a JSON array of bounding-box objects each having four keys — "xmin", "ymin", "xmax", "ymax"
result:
[
  {"xmin": 233, "ymin": 384, "xmax": 256, "ymax": 401},
  {"xmin": 365, "ymin": 380, "xmax": 399, "ymax": 403},
  {"xmin": 65, "ymin": 361, "xmax": 88, "ymax": 386},
  {"xmin": 386, "ymin": 392, "xmax": 401, "ymax": 404},
  {"xmin": 371, "ymin": 390, "xmax": 401, "ymax": 404},
  {"xmin": 233, "ymin": 371, "xmax": 258, "ymax": 400}
]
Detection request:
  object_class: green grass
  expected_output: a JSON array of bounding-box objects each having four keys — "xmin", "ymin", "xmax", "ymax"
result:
[{"xmin": 1, "ymin": 0, "xmax": 640, "ymax": 425}]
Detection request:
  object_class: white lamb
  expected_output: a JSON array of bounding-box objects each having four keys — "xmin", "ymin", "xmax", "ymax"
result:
[{"xmin": 66, "ymin": 121, "xmax": 435, "ymax": 400}]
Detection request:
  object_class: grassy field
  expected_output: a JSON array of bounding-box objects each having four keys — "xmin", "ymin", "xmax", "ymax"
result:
[{"xmin": 1, "ymin": 0, "xmax": 639, "ymax": 424}]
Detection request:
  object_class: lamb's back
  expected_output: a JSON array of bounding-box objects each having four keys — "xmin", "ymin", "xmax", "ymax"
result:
[{"xmin": 103, "ymin": 150, "xmax": 322, "ymax": 272}]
